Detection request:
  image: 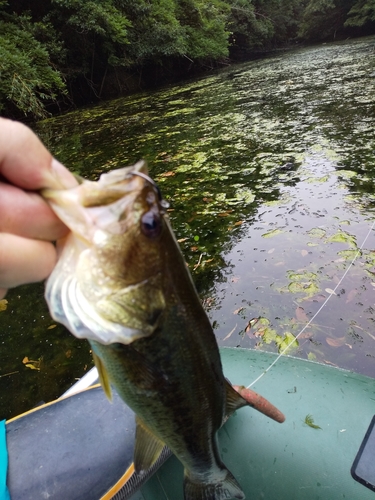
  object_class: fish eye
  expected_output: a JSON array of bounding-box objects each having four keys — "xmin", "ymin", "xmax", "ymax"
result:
[{"xmin": 141, "ymin": 209, "xmax": 162, "ymax": 238}]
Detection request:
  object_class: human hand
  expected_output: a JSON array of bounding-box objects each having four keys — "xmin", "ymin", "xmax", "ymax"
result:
[{"xmin": 0, "ymin": 118, "xmax": 77, "ymax": 299}]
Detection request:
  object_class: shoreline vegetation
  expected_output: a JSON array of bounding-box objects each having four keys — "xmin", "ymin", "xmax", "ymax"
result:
[{"xmin": 1, "ymin": 0, "xmax": 374, "ymax": 121}]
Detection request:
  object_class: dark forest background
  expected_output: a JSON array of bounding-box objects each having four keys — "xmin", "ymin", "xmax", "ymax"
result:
[{"xmin": 1, "ymin": 0, "xmax": 374, "ymax": 120}]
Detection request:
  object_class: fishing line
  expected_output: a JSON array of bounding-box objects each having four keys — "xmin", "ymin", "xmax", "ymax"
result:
[{"xmin": 247, "ymin": 219, "xmax": 375, "ymax": 389}]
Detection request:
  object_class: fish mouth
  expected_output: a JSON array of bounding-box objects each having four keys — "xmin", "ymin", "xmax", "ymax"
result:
[
  {"xmin": 43, "ymin": 160, "xmax": 169, "ymax": 346},
  {"xmin": 42, "ymin": 161, "xmax": 169, "ymax": 242},
  {"xmin": 41, "ymin": 161, "xmax": 146, "ymax": 241}
]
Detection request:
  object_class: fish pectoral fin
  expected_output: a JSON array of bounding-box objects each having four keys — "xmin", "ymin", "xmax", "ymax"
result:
[
  {"xmin": 92, "ymin": 350, "xmax": 112, "ymax": 401},
  {"xmin": 224, "ymin": 380, "xmax": 248, "ymax": 418},
  {"xmin": 134, "ymin": 416, "xmax": 166, "ymax": 473}
]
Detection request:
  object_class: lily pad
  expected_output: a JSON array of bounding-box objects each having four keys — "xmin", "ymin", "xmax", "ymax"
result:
[
  {"xmin": 337, "ymin": 249, "xmax": 359, "ymax": 261},
  {"xmin": 328, "ymin": 230, "xmax": 356, "ymax": 247},
  {"xmin": 275, "ymin": 332, "xmax": 298, "ymax": 353},
  {"xmin": 307, "ymin": 227, "xmax": 326, "ymax": 239}
]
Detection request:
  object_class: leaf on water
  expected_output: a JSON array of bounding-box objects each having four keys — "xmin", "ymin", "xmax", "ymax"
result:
[
  {"xmin": 288, "ymin": 282, "xmax": 305, "ymax": 293},
  {"xmin": 295, "ymin": 307, "xmax": 308, "ymax": 322},
  {"xmin": 328, "ymin": 230, "xmax": 356, "ymax": 247},
  {"xmin": 268, "ymin": 248, "xmax": 275, "ymax": 254},
  {"xmin": 304, "ymin": 414, "xmax": 322, "ymax": 430},
  {"xmin": 275, "ymin": 332, "xmax": 298, "ymax": 353},
  {"xmin": 307, "ymin": 352, "xmax": 317, "ymax": 361},
  {"xmin": 301, "ymin": 249, "xmax": 308, "ymax": 257},
  {"xmin": 23, "ymin": 356, "xmax": 42, "ymax": 370},
  {"xmin": 47, "ymin": 324, "xmax": 57, "ymax": 330},
  {"xmin": 245, "ymin": 318, "xmax": 262, "ymax": 334},
  {"xmin": 337, "ymin": 249, "xmax": 358, "ymax": 261},
  {"xmin": 299, "ymin": 331, "xmax": 313, "ymax": 339},
  {"xmin": 25, "ymin": 363, "xmax": 40, "ymax": 371},
  {"xmin": 325, "ymin": 288, "xmax": 337, "ymax": 295},
  {"xmin": 177, "ymin": 238, "xmax": 188, "ymax": 243},
  {"xmin": 223, "ymin": 326, "xmax": 236, "ymax": 341},
  {"xmin": 288, "ymin": 271, "xmax": 317, "ymax": 281},
  {"xmin": 223, "ymin": 323, "xmax": 237, "ymax": 340},
  {"xmin": 326, "ymin": 337, "xmax": 346, "ymax": 347},
  {"xmin": 262, "ymin": 327, "xmax": 277, "ymax": 344},
  {"xmin": 262, "ymin": 228, "xmax": 284, "ymax": 239},
  {"xmin": 303, "ymin": 282, "xmax": 320, "ymax": 296},
  {"xmin": 307, "ymin": 227, "xmax": 326, "ymax": 239},
  {"xmin": 306, "ymin": 175, "xmax": 329, "ymax": 183},
  {"xmin": 346, "ymin": 289, "xmax": 357, "ymax": 304},
  {"xmin": 0, "ymin": 299, "xmax": 8, "ymax": 312},
  {"xmin": 234, "ymin": 221, "xmax": 244, "ymax": 226},
  {"xmin": 233, "ymin": 307, "xmax": 245, "ymax": 315},
  {"xmin": 324, "ymin": 359, "xmax": 338, "ymax": 367},
  {"xmin": 256, "ymin": 317, "xmax": 270, "ymax": 328},
  {"xmin": 304, "ymin": 294, "xmax": 326, "ymax": 303}
]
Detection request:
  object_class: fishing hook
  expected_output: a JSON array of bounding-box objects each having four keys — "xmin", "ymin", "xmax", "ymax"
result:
[{"xmin": 128, "ymin": 170, "xmax": 168, "ymax": 209}]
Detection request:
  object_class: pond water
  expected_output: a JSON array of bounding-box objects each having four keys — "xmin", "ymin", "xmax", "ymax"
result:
[{"xmin": 1, "ymin": 36, "xmax": 375, "ymax": 419}]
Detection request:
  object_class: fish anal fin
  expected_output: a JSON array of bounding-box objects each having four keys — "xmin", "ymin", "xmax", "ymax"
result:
[
  {"xmin": 184, "ymin": 467, "xmax": 245, "ymax": 500},
  {"xmin": 134, "ymin": 416, "xmax": 165, "ymax": 473},
  {"xmin": 225, "ymin": 380, "xmax": 248, "ymax": 418},
  {"xmin": 92, "ymin": 350, "xmax": 112, "ymax": 401}
]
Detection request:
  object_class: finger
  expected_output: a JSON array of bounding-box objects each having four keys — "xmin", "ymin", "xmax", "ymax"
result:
[
  {"xmin": 0, "ymin": 233, "xmax": 57, "ymax": 289},
  {"xmin": 0, "ymin": 182, "xmax": 69, "ymax": 240},
  {"xmin": 0, "ymin": 288, "xmax": 7, "ymax": 300},
  {"xmin": 0, "ymin": 118, "xmax": 77, "ymax": 190}
]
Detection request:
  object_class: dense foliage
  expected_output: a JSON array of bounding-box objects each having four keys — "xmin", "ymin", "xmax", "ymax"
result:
[{"xmin": 0, "ymin": 0, "xmax": 374, "ymax": 119}]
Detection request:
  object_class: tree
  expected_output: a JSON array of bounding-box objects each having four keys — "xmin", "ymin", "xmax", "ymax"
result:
[
  {"xmin": 227, "ymin": 0, "xmax": 307, "ymax": 55},
  {"xmin": 298, "ymin": 0, "xmax": 355, "ymax": 40},
  {"xmin": 176, "ymin": 0, "xmax": 230, "ymax": 59},
  {"xmin": 0, "ymin": 9, "xmax": 66, "ymax": 118},
  {"xmin": 345, "ymin": 0, "xmax": 375, "ymax": 28},
  {"xmin": 47, "ymin": 0, "xmax": 131, "ymax": 97},
  {"xmin": 228, "ymin": 0, "xmax": 274, "ymax": 52}
]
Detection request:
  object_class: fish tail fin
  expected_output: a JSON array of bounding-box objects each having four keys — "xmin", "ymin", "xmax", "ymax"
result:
[{"xmin": 183, "ymin": 468, "xmax": 245, "ymax": 500}]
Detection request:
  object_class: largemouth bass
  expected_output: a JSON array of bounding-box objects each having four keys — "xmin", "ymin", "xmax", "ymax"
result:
[{"xmin": 42, "ymin": 161, "xmax": 283, "ymax": 500}]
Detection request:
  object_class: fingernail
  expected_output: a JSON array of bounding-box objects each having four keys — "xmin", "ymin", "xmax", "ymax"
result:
[{"xmin": 51, "ymin": 158, "xmax": 78, "ymax": 189}]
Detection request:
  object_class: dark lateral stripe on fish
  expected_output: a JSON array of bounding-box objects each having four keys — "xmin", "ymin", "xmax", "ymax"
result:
[{"xmin": 232, "ymin": 385, "xmax": 285, "ymax": 423}]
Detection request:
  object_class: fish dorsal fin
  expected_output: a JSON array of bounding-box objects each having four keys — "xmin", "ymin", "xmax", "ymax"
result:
[
  {"xmin": 92, "ymin": 350, "xmax": 112, "ymax": 401},
  {"xmin": 134, "ymin": 416, "xmax": 165, "ymax": 473},
  {"xmin": 225, "ymin": 380, "xmax": 247, "ymax": 418}
]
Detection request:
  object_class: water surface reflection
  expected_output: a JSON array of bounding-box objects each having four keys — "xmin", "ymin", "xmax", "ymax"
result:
[{"xmin": 1, "ymin": 36, "xmax": 375, "ymax": 419}]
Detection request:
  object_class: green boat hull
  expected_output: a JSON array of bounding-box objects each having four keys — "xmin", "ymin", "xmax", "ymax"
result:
[
  {"xmin": 6, "ymin": 347, "xmax": 375, "ymax": 499},
  {"xmin": 134, "ymin": 348, "xmax": 375, "ymax": 500}
]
